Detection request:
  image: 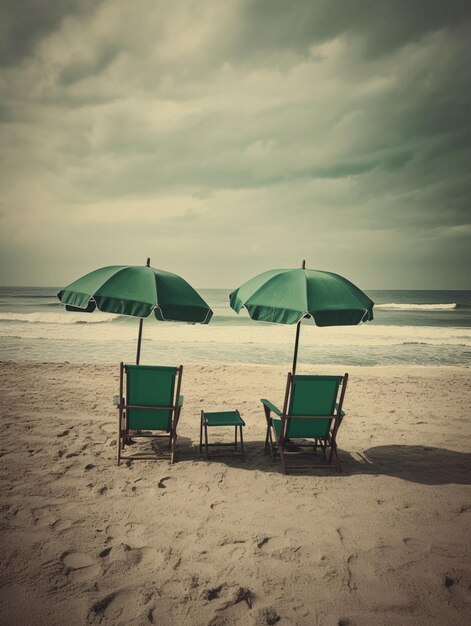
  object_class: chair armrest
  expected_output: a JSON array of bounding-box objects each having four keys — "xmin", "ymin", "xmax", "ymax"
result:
[
  {"xmin": 335, "ymin": 403, "xmax": 345, "ymax": 418},
  {"xmin": 178, "ymin": 394, "xmax": 184, "ymax": 407},
  {"xmin": 261, "ymin": 399, "xmax": 282, "ymax": 417}
]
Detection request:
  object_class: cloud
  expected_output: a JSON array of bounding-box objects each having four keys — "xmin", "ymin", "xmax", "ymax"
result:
[
  {"xmin": 0, "ymin": 0, "xmax": 470, "ymax": 288},
  {"xmin": 239, "ymin": 0, "xmax": 471, "ymax": 60},
  {"xmin": 0, "ymin": 0, "xmax": 97, "ymax": 67}
]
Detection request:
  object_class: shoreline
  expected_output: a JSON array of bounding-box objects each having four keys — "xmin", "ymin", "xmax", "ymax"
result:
[{"xmin": 1, "ymin": 358, "xmax": 469, "ymax": 369}]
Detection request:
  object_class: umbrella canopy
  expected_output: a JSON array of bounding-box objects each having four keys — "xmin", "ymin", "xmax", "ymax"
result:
[
  {"xmin": 230, "ymin": 262, "xmax": 374, "ymax": 373},
  {"xmin": 57, "ymin": 259, "xmax": 212, "ymax": 363}
]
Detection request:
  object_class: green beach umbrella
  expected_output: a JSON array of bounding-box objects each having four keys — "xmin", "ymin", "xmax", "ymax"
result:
[
  {"xmin": 230, "ymin": 261, "xmax": 374, "ymax": 374},
  {"xmin": 57, "ymin": 258, "xmax": 213, "ymax": 364}
]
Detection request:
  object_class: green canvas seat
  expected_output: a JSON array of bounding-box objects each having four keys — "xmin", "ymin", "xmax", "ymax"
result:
[
  {"xmin": 116, "ymin": 362, "xmax": 183, "ymax": 465},
  {"xmin": 261, "ymin": 373, "xmax": 348, "ymax": 474},
  {"xmin": 203, "ymin": 411, "xmax": 245, "ymax": 427}
]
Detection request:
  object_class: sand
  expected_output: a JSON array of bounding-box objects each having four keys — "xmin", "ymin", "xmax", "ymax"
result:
[{"xmin": 0, "ymin": 361, "xmax": 470, "ymax": 626}]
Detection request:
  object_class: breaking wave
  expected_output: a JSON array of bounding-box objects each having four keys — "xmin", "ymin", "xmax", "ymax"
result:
[
  {"xmin": 0, "ymin": 312, "xmax": 118, "ymax": 324},
  {"xmin": 376, "ymin": 303, "xmax": 457, "ymax": 311}
]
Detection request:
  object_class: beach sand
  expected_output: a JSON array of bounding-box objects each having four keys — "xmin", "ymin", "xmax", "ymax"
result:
[{"xmin": 0, "ymin": 361, "xmax": 470, "ymax": 625}]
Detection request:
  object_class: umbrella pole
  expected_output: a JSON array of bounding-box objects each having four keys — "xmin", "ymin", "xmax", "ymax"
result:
[
  {"xmin": 136, "ymin": 318, "xmax": 143, "ymax": 365},
  {"xmin": 291, "ymin": 259, "xmax": 306, "ymax": 374},
  {"xmin": 136, "ymin": 258, "xmax": 151, "ymax": 365},
  {"xmin": 292, "ymin": 321, "xmax": 301, "ymax": 375}
]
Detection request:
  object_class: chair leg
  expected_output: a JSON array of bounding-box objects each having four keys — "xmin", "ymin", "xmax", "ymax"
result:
[
  {"xmin": 263, "ymin": 406, "xmax": 271, "ymax": 452},
  {"xmin": 328, "ymin": 440, "xmax": 334, "ymax": 463},
  {"xmin": 267, "ymin": 426, "xmax": 276, "ymax": 462},
  {"xmin": 117, "ymin": 428, "xmax": 121, "ymax": 466},
  {"xmin": 279, "ymin": 443, "xmax": 288, "ymax": 475},
  {"xmin": 168, "ymin": 409, "xmax": 177, "ymax": 463},
  {"xmin": 117, "ymin": 409, "xmax": 122, "ymax": 466},
  {"xmin": 264, "ymin": 409, "xmax": 276, "ymax": 460},
  {"xmin": 264, "ymin": 424, "xmax": 270, "ymax": 453},
  {"xmin": 199, "ymin": 412, "xmax": 204, "ymax": 454},
  {"xmin": 335, "ymin": 448, "xmax": 342, "ymax": 472},
  {"xmin": 330, "ymin": 440, "xmax": 341, "ymax": 471},
  {"xmin": 204, "ymin": 423, "xmax": 209, "ymax": 459}
]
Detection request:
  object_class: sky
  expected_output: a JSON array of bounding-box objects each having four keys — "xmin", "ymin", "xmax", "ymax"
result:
[{"xmin": 0, "ymin": 0, "xmax": 470, "ymax": 289}]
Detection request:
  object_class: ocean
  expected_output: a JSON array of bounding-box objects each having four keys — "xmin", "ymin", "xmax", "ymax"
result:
[{"xmin": 0, "ymin": 287, "xmax": 470, "ymax": 367}]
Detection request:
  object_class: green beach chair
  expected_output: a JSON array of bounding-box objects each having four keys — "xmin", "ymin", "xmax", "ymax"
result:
[
  {"xmin": 261, "ymin": 373, "xmax": 348, "ymax": 474},
  {"xmin": 116, "ymin": 362, "xmax": 183, "ymax": 465}
]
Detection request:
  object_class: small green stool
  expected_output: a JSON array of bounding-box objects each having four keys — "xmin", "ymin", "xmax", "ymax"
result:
[{"xmin": 200, "ymin": 410, "xmax": 245, "ymax": 459}]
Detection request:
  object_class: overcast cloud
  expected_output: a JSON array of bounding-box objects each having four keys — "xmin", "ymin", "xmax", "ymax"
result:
[{"xmin": 0, "ymin": 0, "xmax": 470, "ymax": 288}]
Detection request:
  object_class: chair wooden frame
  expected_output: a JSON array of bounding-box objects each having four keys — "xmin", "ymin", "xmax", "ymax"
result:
[
  {"xmin": 262, "ymin": 372, "xmax": 348, "ymax": 474},
  {"xmin": 116, "ymin": 362, "xmax": 183, "ymax": 465}
]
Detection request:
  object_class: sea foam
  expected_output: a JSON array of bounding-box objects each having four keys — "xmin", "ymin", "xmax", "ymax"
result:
[
  {"xmin": 0, "ymin": 318, "xmax": 469, "ymax": 347},
  {"xmin": 0, "ymin": 312, "xmax": 117, "ymax": 324},
  {"xmin": 376, "ymin": 303, "xmax": 457, "ymax": 311}
]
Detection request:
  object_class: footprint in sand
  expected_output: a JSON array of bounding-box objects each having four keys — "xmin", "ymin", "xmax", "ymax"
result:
[
  {"xmin": 42, "ymin": 560, "xmax": 69, "ymax": 592},
  {"xmin": 186, "ymin": 481, "xmax": 211, "ymax": 495},
  {"xmin": 402, "ymin": 537, "xmax": 456, "ymax": 558},
  {"xmin": 87, "ymin": 588, "xmax": 155, "ymax": 624},
  {"xmin": 61, "ymin": 551, "xmax": 101, "ymax": 582},
  {"xmin": 27, "ymin": 447, "xmax": 42, "ymax": 456},
  {"xmin": 32, "ymin": 506, "xmax": 60, "ymax": 528},
  {"xmin": 252, "ymin": 606, "xmax": 281, "ymax": 625},
  {"xmin": 63, "ymin": 552, "xmax": 95, "ymax": 570},
  {"xmin": 50, "ymin": 518, "xmax": 73, "ymax": 532},
  {"xmin": 443, "ymin": 569, "xmax": 471, "ymax": 601},
  {"xmin": 202, "ymin": 583, "xmax": 254, "ymax": 625},
  {"xmin": 218, "ymin": 537, "xmax": 248, "ymax": 560},
  {"xmin": 105, "ymin": 522, "xmax": 148, "ymax": 547},
  {"xmin": 256, "ymin": 536, "xmax": 302, "ymax": 562},
  {"xmin": 99, "ymin": 547, "xmax": 112, "ymax": 558},
  {"xmin": 111, "ymin": 544, "xmax": 143, "ymax": 567},
  {"xmin": 210, "ymin": 500, "xmax": 227, "ymax": 510},
  {"xmin": 103, "ymin": 543, "xmax": 165, "ymax": 570},
  {"xmin": 347, "ymin": 545, "xmax": 419, "ymax": 609}
]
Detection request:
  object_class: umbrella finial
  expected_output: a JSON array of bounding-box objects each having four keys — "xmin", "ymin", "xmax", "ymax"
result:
[
  {"xmin": 146, "ymin": 258, "xmax": 150, "ymax": 267},
  {"xmin": 302, "ymin": 260, "xmax": 306, "ymax": 269}
]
